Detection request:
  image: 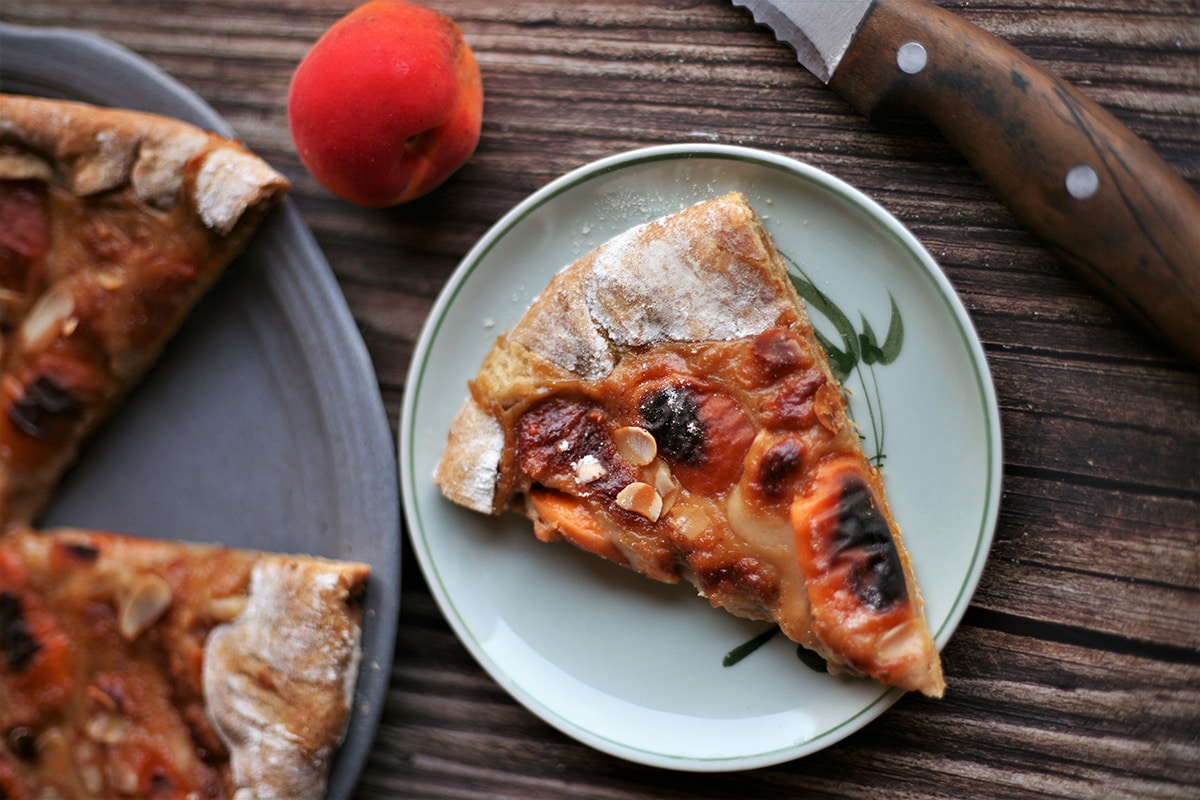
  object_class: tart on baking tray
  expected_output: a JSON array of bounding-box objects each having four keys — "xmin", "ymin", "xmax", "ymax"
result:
[
  {"xmin": 0, "ymin": 93, "xmax": 370, "ymax": 799},
  {"xmin": 0, "ymin": 526, "xmax": 368, "ymax": 799},
  {"xmin": 435, "ymin": 191, "xmax": 945, "ymax": 697},
  {"xmin": 0, "ymin": 93, "xmax": 288, "ymax": 525}
]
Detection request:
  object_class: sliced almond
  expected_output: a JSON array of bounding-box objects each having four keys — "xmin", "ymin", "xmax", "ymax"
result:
[
  {"xmin": 615, "ymin": 481, "xmax": 663, "ymax": 522},
  {"xmin": 614, "ymin": 426, "xmax": 657, "ymax": 466},
  {"xmin": 650, "ymin": 460, "xmax": 680, "ymax": 514},
  {"xmin": 95, "ymin": 269, "xmax": 125, "ymax": 292},
  {"xmin": 73, "ymin": 737, "xmax": 104, "ymax": 795},
  {"xmin": 117, "ymin": 573, "xmax": 173, "ymax": 641},
  {"xmin": 108, "ymin": 759, "xmax": 140, "ymax": 795},
  {"xmin": 20, "ymin": 285, "xmax": 76, "ymax": 353},
  {"xmin": 667, "ymin": 499, "xmax": 712, "ymax": 540}
]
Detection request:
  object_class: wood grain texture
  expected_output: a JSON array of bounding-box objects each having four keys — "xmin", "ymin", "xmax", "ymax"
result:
[{"xmin": 3, "ymin": 1, "xmax": 1198, "ymax": 797}]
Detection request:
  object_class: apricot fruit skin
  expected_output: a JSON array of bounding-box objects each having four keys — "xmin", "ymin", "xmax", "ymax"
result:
[{"xmin": 287, "ymin": 0, "xmax": 483, "ymax": 207}]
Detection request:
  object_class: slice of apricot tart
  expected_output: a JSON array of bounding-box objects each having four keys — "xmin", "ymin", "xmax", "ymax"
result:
[{"xmin": 435, "ymin": 192, "xmax": 944, "ymax": 697}]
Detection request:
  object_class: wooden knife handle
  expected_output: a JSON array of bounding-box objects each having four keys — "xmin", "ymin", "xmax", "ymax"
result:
[{"xmin": 830, "ymin": 0, "xmax": 1200, "ymax": 363}]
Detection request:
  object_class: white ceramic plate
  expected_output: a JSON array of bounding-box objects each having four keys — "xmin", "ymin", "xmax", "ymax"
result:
[
  {"xmin": 400, "ymin": 144, "xmax": 1001, "ymax": 771},
  {"xmin": 1, "ymin": 24, "xmax": 400, "ymax": 798}
]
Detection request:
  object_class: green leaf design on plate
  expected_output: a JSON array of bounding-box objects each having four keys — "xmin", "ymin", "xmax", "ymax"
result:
[
  {"xmin": 785, "ymin": 256, "xmax": 904, "ymax": 470},
  {"xmin": 860, "ymin": 296, "xmax": 904, "ymax": 366},
  {"xmin": 722, "ymin": 627, "xmax": 779, "ymax": 667},
  {"xmin": 789, "ymin": 269, "xmax": 859, "ymax": 382}
]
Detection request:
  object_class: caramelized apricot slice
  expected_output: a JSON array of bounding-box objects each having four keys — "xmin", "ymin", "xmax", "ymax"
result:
[
  {"xmin": 791, "ymin": 458, "xmax": 944, "ymax": 696},
  {"xmin": 527, "ymin": 487, "xmax": 629, "ymax": 568},
  {"xmin": 516, "ymin": 397, "xmax": 634, "ymax": 499}
]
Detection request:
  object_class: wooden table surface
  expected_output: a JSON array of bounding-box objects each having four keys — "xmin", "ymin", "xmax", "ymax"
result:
[{"xmin": 5, "ymin": 1, "xmax": 1198, "ymax": 798}]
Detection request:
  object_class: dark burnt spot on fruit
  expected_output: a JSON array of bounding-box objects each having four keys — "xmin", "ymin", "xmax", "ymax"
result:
[
  {"xmin": 639, "ymin": 385, "xmax": 704, "ymax": 465},
  {"xmin": 750, "ymin": 437, "xmax": 807, "ymax": 499},
  {"xmin": 149, "ymin": 769, "xmax": 178, "ymax": 796},
  {"xmin": 516, "ymin": 397, "xmax": 634, "ymax": 498},
  {"xmin": 0, "ymin": 591, "xmax": 41, "ymax": 673},
  {"xmin": 831, "ymin": 476, "xmax": 907, "ymax": 611},
  {"xmin": 8, "ymin": 373, "xmax": 83, "ymax": 438}
]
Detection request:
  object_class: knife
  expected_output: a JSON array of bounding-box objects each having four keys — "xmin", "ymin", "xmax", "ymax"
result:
[{"xmin": 731, "ymin": 0, "xmax": 1200, "ymax": 363}]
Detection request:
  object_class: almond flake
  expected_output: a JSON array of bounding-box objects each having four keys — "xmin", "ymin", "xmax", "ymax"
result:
[
  {"xmin": 615, "ymin": 482, "xmax": 663, "ymax": 521},
  {"xmin": 614, "ymin": 426, "xmax": 657, "ymax": 466},
  {"xmin": 117, "ymin": 573, "xmax": 173, "ymax": 641}
]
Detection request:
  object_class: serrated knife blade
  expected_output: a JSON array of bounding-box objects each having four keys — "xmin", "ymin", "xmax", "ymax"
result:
[
  {"xmin": 730, "ymin": 0, "xmax": 1200, "ymax": 363},
  {"xmin": 730, "ymin": 0, "xmax": 871, "ymax": 84}
]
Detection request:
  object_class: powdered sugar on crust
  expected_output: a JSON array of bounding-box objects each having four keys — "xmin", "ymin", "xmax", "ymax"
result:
[
  {"xmin": 0, "ymin": 94, "xmax": 288, "ymax": 235},
  {"xmin": 203, "ymin": 560, "xmax": 365, "ymax": 800},
  {"xmin": 509, "ymin": 195, "xmax": 790, "ymax": 384},
  {"xmin": 132, "ymin": 126, "xmax": 210, "ymax": 209},
  {"xmin": 195, "ymin": 148, "xmax": 288, "ymax": 236},
  {"xmin": 511, "ymin": 279, "xmax": 615, "ymax": 380},
  {"xmin": 585, "ymin": 197, "xmax": 791, "ymax": 351},
  {"xmin": 434, "ymin": 398, "xmax": 504, "ymax": 513}
]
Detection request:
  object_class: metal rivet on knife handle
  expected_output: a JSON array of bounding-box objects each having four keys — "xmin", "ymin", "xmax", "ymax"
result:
[
  {"xmin": 1065, "ymin": 165, "xmax": 1100, "ymax": 200},
  {"xmin": 896, "ymin": 42, "xmax": 927, "ymax": 74}
]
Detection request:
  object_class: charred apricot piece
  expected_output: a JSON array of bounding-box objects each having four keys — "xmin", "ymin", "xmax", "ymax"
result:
[
  {"xmin": 0, "ymin": 552, "xmax": 72, "ymax": 710},
  {"xmin": 791, "ymin": 457, "xmax": 944, "ymax": 696},
  {"xmin": 0, "ymin": 590, "xmax": 39, "ymax": 673},
  {"xmin": 639, "ymin": 384, "xmax": 704, "ymax": 464},
  {"xmin": 2, "ymin": 347, "xmax": 108, "ymax": 462},
  {"xmin": 792, "ymin": 459, "xmax": 906, "ymax": 612},
  {"xmin": 746, "ymin": 435, "xmax": 808, "ymax": 503},
  {"xmin": 515, "ymin": 397, "xmax": 635, "ymax": 500},
  {"xmin": 758, "ymin": 371, "xmax": 826, "ymax": 429},
  {"xmin": 749, "ymin": 327, "xmax": 813, "ymax": 383},
  {"xmin": 638, "ymin": 384, "xmax": 755, "ymax": 496}
]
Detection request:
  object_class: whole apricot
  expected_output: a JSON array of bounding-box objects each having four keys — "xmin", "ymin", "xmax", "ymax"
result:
[{"xmin": 287, "ymin": 0, "xmax": 483, "ymax": 207}]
